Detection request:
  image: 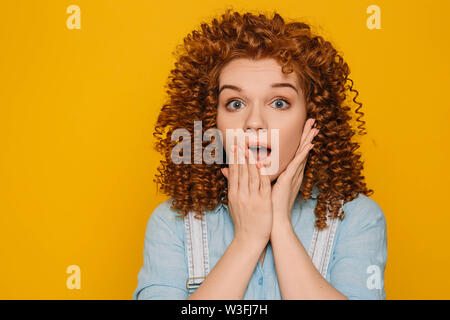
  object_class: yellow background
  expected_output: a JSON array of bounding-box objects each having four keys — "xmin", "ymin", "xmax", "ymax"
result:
[{"xmin": 1, "ymin": 0, "xmax": 449, "ymax": 299}]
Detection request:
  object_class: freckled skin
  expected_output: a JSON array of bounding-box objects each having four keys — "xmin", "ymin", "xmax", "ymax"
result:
[{"xmin": 216, "ymin": 58, "xmax": 308, "ymax": 183}]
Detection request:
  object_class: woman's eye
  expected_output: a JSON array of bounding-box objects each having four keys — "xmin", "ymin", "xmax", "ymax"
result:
[
  {"xmin": 271, "ymin": 98, "xmax": 290, "ymax": 110},
  {"xmin": 226, "ymin": 100, "xmax": 244, "ymax": 110},
  {"xmin": 225, "ymin": 98, "xmax": 290, "ymax": 111}
]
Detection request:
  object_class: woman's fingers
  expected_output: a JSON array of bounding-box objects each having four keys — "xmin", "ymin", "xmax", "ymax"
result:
[
  {"xmin": 221, "ymin": 167, "xmax": 228, "ymax": 178},
  {"xmin": 247, "ymin": 147, "xmax": 260, "ymax": 193},
  {"xmin": 282, "ymin": 121, "xmax": 317, "ymax": 180},
  {"xmin": 292, "ymin": 141, "xmax": 314, "ymax": 179},
  {"xmin": 255, "ymin": 154, "xmax": 271, "ymax": 194},
  {"xmin": 228, "ymin": 143, "xmax": 238, "ymax": 195},
  {"xmin": 259, "ymin": 163, "xmax": 271, "ymax": 195},
  {"xmin": 296, "ymin": 118, "xmax": 317, "ymax": 157},
  {"xmin": 222, "ymin": 138, "xmax": 274, "ymax": 196},
  {"xmin": 297, "ymin": 119, "xmax": 319, "ymax": 172},
  {"xmin": 302, "ymin": 128, "xmax": 318, "ymax": 151},
  {"xmin": 285, "ymin": 118, "xmax": 318, "ymax": 177},
  {"xmin": 237, "ymin": 140, "xmax": 249, "ymax": 196}
]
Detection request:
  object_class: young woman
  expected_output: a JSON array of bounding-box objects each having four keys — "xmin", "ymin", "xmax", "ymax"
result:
[{"xmin": 133, "ymin": 9, "xmax": 387, "ymax": 300}]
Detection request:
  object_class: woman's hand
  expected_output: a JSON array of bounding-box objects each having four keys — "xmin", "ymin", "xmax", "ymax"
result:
[
  {"xmin": 221, "ymin": 139, "xmax": 273, "ymax": 246},
  {"xmin": 270, "ymin": 118, "xmax": 319, "ymax": 228}
]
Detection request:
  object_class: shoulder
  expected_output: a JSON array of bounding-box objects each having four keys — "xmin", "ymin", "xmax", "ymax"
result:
[
  {"xmin": 148, "ymin": 198, "xmax": 180, "ymax": 224},
  {"xmin": 327, "ymin": 194, "xmax": 387, "ymax": 299},
  {"xmin": 339, "ymin": 193, "xmax": 387, "ymax": 235},
  {"xmin": 145, "ymin": 198, "xmax": 185, "ymax": 244},
  {"xmin": 331, "ymin": 193, "xmax": 388, "ymax": 264}
]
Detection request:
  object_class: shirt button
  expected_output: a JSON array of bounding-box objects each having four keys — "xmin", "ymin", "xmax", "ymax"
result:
[{"xmin": 258, "ymin": 277, "xmax": 263, "ymax": 285}]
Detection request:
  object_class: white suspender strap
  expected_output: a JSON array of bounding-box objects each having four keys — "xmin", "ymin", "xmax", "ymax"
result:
[
  {"xmin": 307, "ymin": 200, "xmax": 344, "ymax": 278},
  {"xmin": 184, "ymin": 212, "xmax": 210, "ymax": 293},
  {"xmin": 183, "ymin": 200, "xmax": 343, "ymax": 292}
]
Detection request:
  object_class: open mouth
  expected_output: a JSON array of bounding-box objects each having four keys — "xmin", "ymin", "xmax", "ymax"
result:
[{"xmin": 247, "ymin": 145, "xmax": 271, "ymax": 161}]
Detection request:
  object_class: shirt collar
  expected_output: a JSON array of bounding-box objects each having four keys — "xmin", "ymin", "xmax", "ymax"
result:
[{"xmin": 213, "ymin": 185, "xmax": 320, "ymax": 214}]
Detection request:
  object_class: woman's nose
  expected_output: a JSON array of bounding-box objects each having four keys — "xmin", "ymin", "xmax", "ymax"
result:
[{"xmin": 244, "ymin": 105, "xmax": 266, "ymax": 132}]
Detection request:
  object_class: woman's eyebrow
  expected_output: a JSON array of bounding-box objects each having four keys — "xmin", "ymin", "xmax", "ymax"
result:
[
  {"xmin": 218, "ymin": 83, "xmax": 298, "ymax": 95},
  {"xmin": 271, "ymin": 82, "xmax": 298, "ymax": 94}
]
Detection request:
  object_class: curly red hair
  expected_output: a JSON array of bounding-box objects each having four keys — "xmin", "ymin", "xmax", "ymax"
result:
[{"xmin": 153, "ymin": 9, "xmax": 374, "ymax": 230}]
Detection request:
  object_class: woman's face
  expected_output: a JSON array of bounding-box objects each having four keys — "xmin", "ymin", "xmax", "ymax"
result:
[{"xmin": 216, "ymin": 57, "xmax": 307, "ymax": 183}]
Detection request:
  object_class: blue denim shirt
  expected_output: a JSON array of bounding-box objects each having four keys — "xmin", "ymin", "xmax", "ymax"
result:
[{"xmin": 133, "ymin": 186, "xmax": 387, "ymax": 300}]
